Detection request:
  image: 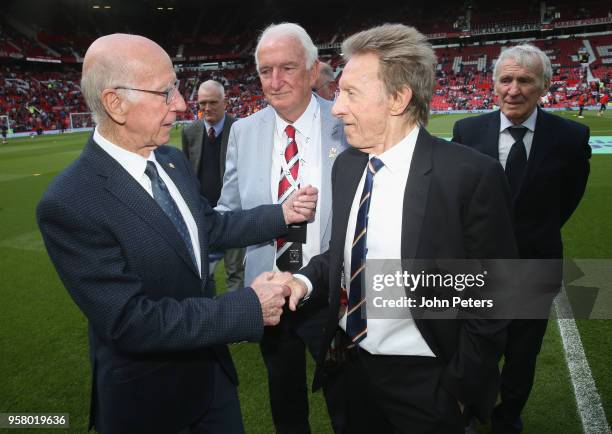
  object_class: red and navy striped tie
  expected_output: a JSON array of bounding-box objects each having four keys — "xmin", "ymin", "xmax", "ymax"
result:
[{"xmin": 347, "ymin": 157, "xmax": 384, "ymax": 344}]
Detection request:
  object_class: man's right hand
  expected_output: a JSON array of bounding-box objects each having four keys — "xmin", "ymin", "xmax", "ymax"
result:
[{"xmin": 251, "ymin": 272, "xmax": 291, "ymax": 326}]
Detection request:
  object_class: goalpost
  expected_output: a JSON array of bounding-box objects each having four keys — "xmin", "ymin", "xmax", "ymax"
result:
[{"xmin": 69, "ymin": 112, "xmax": 95, "ymax": 132}]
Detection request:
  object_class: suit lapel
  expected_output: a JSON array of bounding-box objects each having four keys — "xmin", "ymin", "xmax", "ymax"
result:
[
  {"xmin": 258, "ymin": 108, "xmax": 276, "ymax": 204},
  {"xmin": 155, "ymin": 149, "xmax": 203, "ymax": 277},
  {"xmin": 521, "ymin": 107, "xmax": 550, "ymax": 192},
  {"xmin": 401, "ymin": 128, "xmax": 433, "ymax": 260},
  {"xmin": 319, "ymin": 100, "xmax": 341, "ymax": 248},
  {"xmin": 483, "ymin": 111, "xmax": 501, "ymax": 160},
  {"xmin": 336, "ymin": 149, "xmax": 369, "ymax": 253},
  {"xmin": 84, "ymin": 141, "xmax": 200, "ymax": 277}
]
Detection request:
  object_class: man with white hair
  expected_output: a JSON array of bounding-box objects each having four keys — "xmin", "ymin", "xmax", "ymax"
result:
[
  {"xmin": 453, "ymin": 44, "xmax": 591, "ymax": 433},
  {"xmin": 182, "ymin": 80, "xmax": 244, "ymax": 293},
  {"xmin": 217, "ymin": 22, "xmax": 347, "ymax": 434},
  {"xmin": 36, "ymin": 33, "xmax": 317, "ymax": 434},
  {"xmin": 313, "ymin": 62, "xmax": 337, "ymax": 101}
]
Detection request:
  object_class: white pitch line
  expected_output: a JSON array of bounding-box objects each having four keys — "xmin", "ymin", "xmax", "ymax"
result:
[{"xmin": 555, "ymin": 288, "xmax": 611, "ymax": 434}]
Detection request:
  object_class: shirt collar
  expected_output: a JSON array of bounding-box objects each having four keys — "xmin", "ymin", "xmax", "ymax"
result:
[
  {"xmin": 274, "ymin": 94, "xmax": 319, "ymax": 141},
  {"xmin": 500, "ymin": 107, "xmax": 538, "ymax": 133},
  {"xmin": 375, "ymin": 126, "xmax": 420, "ymax": 174},
  {"xmin": 203, "ymin": 114, "xmax": 226, "ymax": 137},
  {"xmin": 94, "ymin": 127, "xmax": 157, "ymax": 180}
]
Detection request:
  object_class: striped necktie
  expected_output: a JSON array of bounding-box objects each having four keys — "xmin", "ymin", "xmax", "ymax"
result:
[
  {"xmin": 346, "ymin": 157, "xmax": 384, "ymax": 344},
  {"xmin": 276, "ymin": 124, "xmax": 302, "ymax": 271}
]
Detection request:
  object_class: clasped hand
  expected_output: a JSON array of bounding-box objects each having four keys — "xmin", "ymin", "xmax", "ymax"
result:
[{"xmin": 251, "ymin": 271, "xmax": 308, "ymax": 326}]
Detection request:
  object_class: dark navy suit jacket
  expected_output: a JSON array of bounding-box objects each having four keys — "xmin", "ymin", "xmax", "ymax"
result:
[
  {"xmin": 453, "ymin": 108, "xmax": 591, "ymax": 259},
  {"xmin": 37, "ymin": 137, "xmax": 287, "ymax": 434},
  {"xmin": 300, "ymin": 129, "xmax": 519, "ymax": 421}
]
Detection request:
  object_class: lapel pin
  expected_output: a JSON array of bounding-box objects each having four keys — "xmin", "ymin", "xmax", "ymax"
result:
[
  {"xmin": 168, "ymin": 163, "xmax": 175, "ymax": 169},
  {"xmin": 329, "ymin": 147, "xmax": 337, "ymax": 159}
]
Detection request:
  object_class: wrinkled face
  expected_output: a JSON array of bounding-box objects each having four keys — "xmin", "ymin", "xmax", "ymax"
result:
[
  {"xmin": 495, "ymin": 58, "xmax": 546, "ymax": 124},
  {"xmin": 123, "ymin": 55, "xmax": 186, "ymax": 155},
  {"xmin": 332, "ymin": 52, "xmax": 390, "ymax": 152},
  {"xmin": 257, "ymin": 35, "xmax": 318, "ymax": 122},
  {"xmin": 197, "ymin": 86, "xmax": 225, "ymax": 125}
]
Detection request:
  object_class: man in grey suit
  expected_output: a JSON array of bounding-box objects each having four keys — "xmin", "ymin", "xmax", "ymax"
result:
[
  {"xmin": 217, "ymin": 22, "xmax": 347, "ymax": 434},
  {"xmin": 182, "ymin": 80, "xmax": 245, "ymax": 292}
]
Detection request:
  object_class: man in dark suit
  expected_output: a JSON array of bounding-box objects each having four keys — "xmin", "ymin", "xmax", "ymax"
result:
[
  {"xmin": 283, "ymin": 24, "xmax": 518, "ymax": 434},
  {"xmin": 452, "ymin": 44, "xmax": 591, "ymax": 434},
  {"xmin": 182, "ymin": 80, "xmax": 244, "ymax": 292},
  {"xmin": 36, "ymin": 33, "xmax": 318, "ymax": 434}
]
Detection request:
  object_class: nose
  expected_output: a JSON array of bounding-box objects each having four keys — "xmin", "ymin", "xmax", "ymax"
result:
[
  {"xmin": 270, "ymin": 68, "xmax": 284, "ymax": 90},
  {"xmin": 331, "ymin": 91, "xmax": 346, "ymax": 118},
  {"xmin": 507, "ymin": 80, "xmax": 521, "ymax": 96},
  {"xmin": 173, "ymin": 92, "xmax": 187, "ymax": 112}
]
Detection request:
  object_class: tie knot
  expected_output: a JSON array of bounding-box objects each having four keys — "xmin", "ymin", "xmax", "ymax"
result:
[
  {"xmin": 285, "ymin": 124, "xmax": 296, "ymax": 140},
  {"xmin": 508, "ymin": 126, "xmax": 527, "ymax": 142},
  {"xmin": 145, "ymin": 161, "xmax": 159, "ymax": 181},
  {"xmin": 208, "ymin": 127, "xmax": 216, "ymax": 139},
  {"xmin": 368, "ymin": 157, "xmax": 384, "ymax": 175}
]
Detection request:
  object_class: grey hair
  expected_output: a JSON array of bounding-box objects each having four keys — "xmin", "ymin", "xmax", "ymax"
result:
[
  {"xmin": 318, "ymin": 62, "xmax": 335, "ymax": 82},
  {"xmin": 341, "ymin": 23, "xmax": 436, "ymax": 127},
  {"xmin": 494, "ymin": 44, "xmax": 553, "ymax": 89},
  {"xmin": 198, "ymin": 80, "xmax": 225, "ymax": 99},
  {"xmin": 255, "ymin": 23, "xmax": 318, "ymax": 71},
  {"xmin": 81, "ymin": 58, "xmax": 140, "ymax": 125}
]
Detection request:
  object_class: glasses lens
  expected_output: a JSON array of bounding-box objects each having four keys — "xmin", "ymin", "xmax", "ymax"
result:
[{"xmin": 166, "ymin": 81, "xmax": 179, "ymax": 104}]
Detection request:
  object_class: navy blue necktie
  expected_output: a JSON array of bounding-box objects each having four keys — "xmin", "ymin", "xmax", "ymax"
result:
[
  {"xmin": 347, "ymin": 157, "xmax": 384, "ymax": 344},
  {"xmin": 145, "ymin": 161, "xmax": 197, "ymax": 268}
]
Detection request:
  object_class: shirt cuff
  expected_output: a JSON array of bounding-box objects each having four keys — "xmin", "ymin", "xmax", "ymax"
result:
[{"xmin": 293, "ymin": 274, "xmax": 313, "ymax": 301}]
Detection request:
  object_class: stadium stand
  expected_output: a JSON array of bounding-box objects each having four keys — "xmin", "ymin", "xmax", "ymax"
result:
[{"xmin": 1, "ymin": 0, "xmax": 611, "ymax": 132}]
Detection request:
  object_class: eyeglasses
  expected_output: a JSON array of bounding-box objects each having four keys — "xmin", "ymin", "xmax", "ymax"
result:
[
  {"xmin": 115, "ymin": 79, "xmax": 180, "ymax": 105},
  {"xmin": 313, "ymin": 80, "xmax": 335, "ymax": 93}
]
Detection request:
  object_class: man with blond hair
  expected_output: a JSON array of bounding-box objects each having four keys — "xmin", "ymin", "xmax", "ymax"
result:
[
  {"xmin": 36, "ymin": 33, "xmax": 317, "ymax": 434},
  {"xmin": 284, "ymin": 24, "xmax": 518, "ymax": 434}
]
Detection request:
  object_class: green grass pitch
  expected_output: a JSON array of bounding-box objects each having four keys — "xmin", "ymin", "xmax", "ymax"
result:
[{"xmin": 0, "ymin": 110, "xmax": 610, "ymax": 433}]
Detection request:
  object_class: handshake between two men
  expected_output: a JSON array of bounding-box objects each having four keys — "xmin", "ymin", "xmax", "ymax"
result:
[{"xmin": 250, "ymin": 185, "xmax": 315, "ymax": 326}]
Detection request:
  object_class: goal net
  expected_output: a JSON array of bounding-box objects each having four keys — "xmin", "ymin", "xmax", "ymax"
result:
[{"xmin": 69, "ymin": 112, "xmax": 95, "ymax": 132}]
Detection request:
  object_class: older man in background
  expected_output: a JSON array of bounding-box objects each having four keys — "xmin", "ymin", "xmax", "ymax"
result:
[{"xmin": 182, "ymin": 80, "xmax": 244, "ymax": 293}]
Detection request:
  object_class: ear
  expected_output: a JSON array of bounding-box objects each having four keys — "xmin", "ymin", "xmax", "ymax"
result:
[
  {"xmin": 100, "ymin": 88, "xmax": 129, "ymax": 124},
  {"xmin": 389, "ymin": 86, "xmax": 412, "ymax": 116},
  {"xmin": 309, "ymin": 60, "xmax": 321, "ymax": 88}
]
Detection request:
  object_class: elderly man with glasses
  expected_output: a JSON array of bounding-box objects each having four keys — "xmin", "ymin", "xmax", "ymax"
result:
[{"xmin": 36, "ymin": 33, "xmax": 318, "ymax": 434}]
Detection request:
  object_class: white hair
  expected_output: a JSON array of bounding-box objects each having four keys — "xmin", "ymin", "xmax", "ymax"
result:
[
  {"xmin": 254, "ymin": 22, "xmax": 318, "ymax": 71},
  {"xmin": 198, "ymin": 80, "xmax": 225, "ymax": 99},
  {"xmin": 494, "ymin": 44, "xmax": 553, "ymax": 89}
]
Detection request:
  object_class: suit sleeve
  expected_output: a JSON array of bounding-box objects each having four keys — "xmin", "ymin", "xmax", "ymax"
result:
[
  {"xmin": 216, "ymin": 123, "xmax": 242, "ymax": 212},
  {"xmin": 36, "ymin": 197, "xmax": 265, "ymax": 355},
  {"xmin": 441, "ymin": 159, "xmax": 518, "ymax": 405},
  {"xmin": 451, "ymin": 120, "xmax": 463, "ymax": 144},
  {"xmin": 560, "ymin": 125, "xmax": 591, "ymax": 226}
]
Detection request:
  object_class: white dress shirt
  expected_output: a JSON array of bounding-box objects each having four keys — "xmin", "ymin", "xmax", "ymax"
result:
[
  {"xmin": 94, "ymin": 128, "xmax": 202, "ymax": 276},
  {"xmin": 271, "ymin": 95, "xmax": 323, "ymax": 267},
  {"xmin": 203, "ymin": 114, "xmax": 226, "ymax": 138},
  {"xmin": 498, "ymin": 108, "xmax": 537, "ymax": 169},
  {"xmin": 297, "ymin": 126, "xmax": 435, "ymax": 356}
]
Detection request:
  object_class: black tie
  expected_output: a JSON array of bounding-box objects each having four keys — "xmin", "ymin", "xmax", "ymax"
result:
[
  {"xmin": 505, "ymin": 126, "xmax": 528, "ymax": 198},
  {"xmin": 145, "ymin": 161, "xmax": 198, "ymax": 269}
]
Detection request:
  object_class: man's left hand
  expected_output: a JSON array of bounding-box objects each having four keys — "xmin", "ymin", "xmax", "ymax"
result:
[{"xmin": 282, "ymin": 185, "xmax": 318, "ymax": 224}]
